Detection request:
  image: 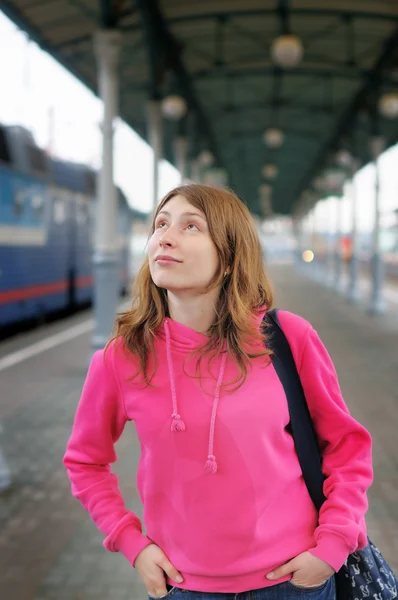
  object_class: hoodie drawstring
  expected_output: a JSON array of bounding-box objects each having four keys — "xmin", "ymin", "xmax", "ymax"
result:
[
  {"xmin": 164, "ymin": 318, "xmax": 227, "ymax": 473},
  {"xmin": 204, "ymin": 352, "xmax": 227, "ymax": 474},
  {"xmin": 164, "ymin": 319, "xmax": 186, "ymax": 432}
]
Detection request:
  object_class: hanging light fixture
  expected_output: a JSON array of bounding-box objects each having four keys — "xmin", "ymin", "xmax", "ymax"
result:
[
  {"xmin": 161, "ymin": 95, "xmax": 188, "ymax": 121},
  {"xmin": 378, "ymin": 92, "xmax": 398, "ymax": 119},
  {"xmin": 198, "ymin": 150, "xmax": 214, "ymax": 167},
  {"xmin": 263, "ymin": 128, "xmax": 284, "ymax": 149},
  {"xmin": 262, "ymin": 163, "xmax": 278, "ymax": 179},
  {"xmin": 271, "ymin": 34, "xmax": 304, "ymax": 68},
  {"xmin": 335, "ymin": 149, "xmax": 353, "ymax": 169},
  {"xmin": 325, "ymin": 168, "xmax": 346, "ymax": 192}
]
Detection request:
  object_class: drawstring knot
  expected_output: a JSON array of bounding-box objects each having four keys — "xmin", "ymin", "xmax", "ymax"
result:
[
  {"xmin": 204, "ymin": 455, "xmax": 218, "ymax": 474},
  {"xmin": 171, "ymin": 413, "xmax": 186, "ymax": 432}
]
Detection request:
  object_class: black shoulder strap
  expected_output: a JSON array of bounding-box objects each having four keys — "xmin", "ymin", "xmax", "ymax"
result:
[{"xmin": 265, "ymin": 309, "xmax": 326, "ymax": 512}]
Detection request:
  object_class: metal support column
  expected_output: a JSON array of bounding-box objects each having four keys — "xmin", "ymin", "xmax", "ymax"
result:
[
  {"xmin": 326, "ymin": 199, "xmax": 335, "ymax": 287},
  {"xmin": 91, "ymin": 29, "xmax": 122, "ymax": 352},
  {"xmin": 368, "ymin": 136, "xmax": 386, "ymax": 314},
  {"xmin": 293, "ymin": 217, "xmax": 303, "ymax": 271},
  {"xmin": 312, "ymin": 204, "xmax": 321, "ymax": 280},
  {"xmin": 347, "ymin": 164, "xmax": 361, "ymax": 302},
  {"xmin": 147, "ymin": 99, "xmax": 163, "ymax": 207},
  {"xmin": 333, "ymin": 197, "xmax": 343, "ymax": 292},
  {"xmin": 174, "ymin": 136, "xmax": 188, "ymax": 183}
]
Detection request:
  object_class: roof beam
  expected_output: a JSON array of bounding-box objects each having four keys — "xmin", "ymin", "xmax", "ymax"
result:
[
  {"xmin": 295, "ymin": 25, "xmax": 398, "ymax": 209},
  {"xmin": 212, "ymin": 100, "xmax": 339, "ymax": 116},
  {"xmin": 99, "ymin": 0, "xmax": 119, "ymax": 28},
  {"xmin": 225, "ymin": 127, "xmax": 322, "ymax": 144},
  {"xmin": 120, "ymin": 62, "xmax": 397, "ymax": 96},
  {"xmin": 0, "ymin": 0, "xmax": 96, "ymax": 86},
  {"xmin": 134, "ymin": 0, "xmax": 223, "ymax": 167},
  {"xmin": 125, "ymin": 8, "xmax": 398, "ymax": 33},
  {"xmin": 192, "ymin": 64, "xmax": 398, "ymax": 86}
]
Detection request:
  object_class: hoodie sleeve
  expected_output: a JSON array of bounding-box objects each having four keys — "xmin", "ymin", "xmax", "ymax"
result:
[
  {"xmin": 63, "ymin": 348, "xmax": 152, "ymax": 566},
  {"xmin": 297, "ymin": 324, "xmax": 373, "ymax": 573}
]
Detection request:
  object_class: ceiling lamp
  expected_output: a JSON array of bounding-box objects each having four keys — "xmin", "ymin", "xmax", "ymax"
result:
[
  {"xmin": 161, "ymin": 95, "xmax": 187, "ymax": 121},
  {"xmin": 325, "ymin": 168, "xmax": 346, "ymax": 192},
  {"xmin": 263, "ymin": 128, "xmax": 284, "ymax": 149},
  {"xmin": 378, "ymin": 92, "xmax": 398, "ymax": 119},
  {"xmin": 335, "ymin": 149, "xmax": 353, "ymax": 168},
  {"xmin": 198, "ymin": 150, "xmax": 214, "ymax": 167},
  {"xmin": 262, "ymin": 163, "xmax": 278, "ymax": 179},
  {"xmin": 271, "ymin": 34, "xmax": 304, "ymax": 68}
]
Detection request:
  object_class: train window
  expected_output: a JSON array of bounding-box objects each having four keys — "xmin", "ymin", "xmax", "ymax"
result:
[
  {"xmin": 53, "ymin": 198, "xmax": 66, "ymax": 223},
  {"xmin": 77, "ymin": 201, "xmax": 89, "ymax": 225},
  {"xmin": 32, "ymin": 193, "xmax": 44, "ymax": 217},
  {"xmin": 0, "ymin": 127, "xmax": 11, "ymax": 164},
  {"xmin": 14, "ymin": 189, "xmax": 24, "ymax": 216}
]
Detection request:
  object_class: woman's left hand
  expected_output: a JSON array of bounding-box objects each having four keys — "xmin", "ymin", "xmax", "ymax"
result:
[{"xmin": 266, "ymin": 551, "xmax": 335, "ymax": 588}]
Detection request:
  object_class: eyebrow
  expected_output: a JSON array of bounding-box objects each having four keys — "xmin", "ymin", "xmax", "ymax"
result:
[{"xmin": 157, "ymin": 210, "xmax": 206, "ymax": 221}]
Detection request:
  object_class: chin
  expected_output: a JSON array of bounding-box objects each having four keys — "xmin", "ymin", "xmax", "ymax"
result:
[
  {"xmin": 153, "ymin": 278, "xmax": 197, "ymax": 293},
  {"xmin": 152, "ymin": 275, "xmax": 178, "ymax": 290}
]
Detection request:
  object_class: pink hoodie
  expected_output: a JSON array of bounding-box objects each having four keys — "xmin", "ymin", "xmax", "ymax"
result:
[{"xmin": 63, "ymin": 310, "xmax": 373, "ymax": 594}]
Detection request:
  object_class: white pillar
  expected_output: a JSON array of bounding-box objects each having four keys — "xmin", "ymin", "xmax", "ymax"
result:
[
  {"xmin": 347, "ymin": 163, "xmax": 360, "ymax": 302},
  {"xmin": 368, "ymin": 136, "xmax": 386, "ymax": 314},
  {"xmin": 333, "ymin": 197, "xmax": 343, "ymax": 291},
  {"xmin": 326, "ymin": 199, "xmax": 335, "ymax": 287},
  {"xmin": 91, "ymin": 29, "xmax": 122, "ymax": 352},
  {"xmin": 293, "ymin": 217, "xmax": 302, "ymax": 270},
  {"xmin": 311, "ymin": 207, "xmax": 320, "ymax": 280},
  {"xmin": 174, "ymin": 136, "xmax": 188, "ymax": 183},
  {"xmin": 147, "ymin": 99, "xmax": 163, "ymax": 207}
]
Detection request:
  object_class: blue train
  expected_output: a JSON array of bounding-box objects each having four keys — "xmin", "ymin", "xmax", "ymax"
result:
[{"xmin": 0, "ymin": 123, "xmax": 142, "ymax": 330}]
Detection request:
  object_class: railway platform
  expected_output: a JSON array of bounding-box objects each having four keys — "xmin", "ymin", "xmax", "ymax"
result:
[{"xmin": 0, "ymin": 263, "xmax": 397, "ymax": 600}]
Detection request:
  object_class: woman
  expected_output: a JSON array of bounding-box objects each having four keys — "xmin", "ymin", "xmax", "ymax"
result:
[{"xmin": 63, "ymin": 184, "xmax": 373, "ymax": 600}]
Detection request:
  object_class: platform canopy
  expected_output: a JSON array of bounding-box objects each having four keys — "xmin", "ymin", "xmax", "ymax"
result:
[{"xmin": 2, "ymin": 0, "xmax": 398, "ymax": 216}]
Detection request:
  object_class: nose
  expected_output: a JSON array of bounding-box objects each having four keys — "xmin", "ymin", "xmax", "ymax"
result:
[{"xmin": 159, "ymin": 227, "xmax": 176, "ymax": 248}]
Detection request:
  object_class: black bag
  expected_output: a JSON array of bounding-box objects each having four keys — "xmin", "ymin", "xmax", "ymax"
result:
[{"xmin": 265, "ymin": 309, "xmax": 398, "ymax": 600}]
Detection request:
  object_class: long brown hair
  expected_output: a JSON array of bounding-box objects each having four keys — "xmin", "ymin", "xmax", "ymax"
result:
[{"xmin": 108, "ymin": 184, "xmax": 274, "ymax": 388}]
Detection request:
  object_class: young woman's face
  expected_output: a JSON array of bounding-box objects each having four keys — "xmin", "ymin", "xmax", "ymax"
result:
[{"xmin": 147, "ymin": 195, "xmax": 220, "ymax": 294}]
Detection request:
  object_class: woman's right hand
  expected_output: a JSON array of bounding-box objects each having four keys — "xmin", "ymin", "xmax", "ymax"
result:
[{"xmin": 134, "ymin": 544, "xmax": 184, "ymax": 598}]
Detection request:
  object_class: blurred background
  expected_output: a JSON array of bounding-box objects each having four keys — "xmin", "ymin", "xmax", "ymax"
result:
[{"xmin": 0, "ymin": 1, "xmax": 397, "ymax": 599}]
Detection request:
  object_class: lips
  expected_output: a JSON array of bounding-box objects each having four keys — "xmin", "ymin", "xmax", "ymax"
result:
[{"xmin": 155, "ymin": 255, "xmax": 182, "ymax": 263}]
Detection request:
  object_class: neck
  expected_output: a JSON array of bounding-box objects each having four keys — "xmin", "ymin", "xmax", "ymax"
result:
[{"xmin": 166, "ymin": 288, "xmax": 221, "ymax": 335}]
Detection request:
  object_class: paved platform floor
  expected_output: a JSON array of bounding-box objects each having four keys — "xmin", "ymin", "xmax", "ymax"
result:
[{"xmin": 0, "ymin": 264, "xmax": 397, "ymax": 600}]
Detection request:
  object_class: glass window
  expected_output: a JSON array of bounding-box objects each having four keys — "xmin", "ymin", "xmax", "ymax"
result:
[
  {"xmin": 14, "ymin": 189, "xmax": 24, "ymax": 216},
  {"xmin": 32, "ymin": 192, "xmax": 44, "ymax": 218},
  {"xmin": 53, "ymin": 197, "xmax": 66, "ymax": 223}
]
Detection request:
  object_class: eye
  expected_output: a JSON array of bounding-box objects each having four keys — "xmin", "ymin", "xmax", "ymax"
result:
[
  {"xmin": 186, "ymin": 223, "xmax": 199, "ymax": 231},
  {"xmin": 156, "ymin": 221, "xmax": 167, "ymax": 229}
]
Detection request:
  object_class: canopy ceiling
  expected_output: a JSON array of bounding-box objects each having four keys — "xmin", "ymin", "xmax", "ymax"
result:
[{"xmin": 2, "ymin": 0, "xmax": 398, "ymax": 215}]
